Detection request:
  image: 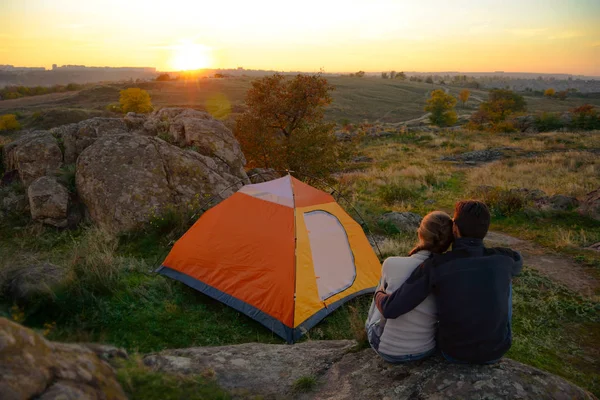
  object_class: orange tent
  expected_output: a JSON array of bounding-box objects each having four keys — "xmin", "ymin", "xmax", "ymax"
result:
[{"xmin": 158, "ymin": 175, "xmax": 381, "ymax": 342}]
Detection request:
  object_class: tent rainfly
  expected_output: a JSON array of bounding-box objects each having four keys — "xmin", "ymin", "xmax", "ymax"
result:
[{"xmin": 157, "ymin": 175, "xmax": 381, "ymax": 343}]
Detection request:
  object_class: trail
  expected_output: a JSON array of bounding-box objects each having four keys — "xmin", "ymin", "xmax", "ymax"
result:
[{"xmin": 485, "ymin": 231, "xmax": 598, "ymax": 298}]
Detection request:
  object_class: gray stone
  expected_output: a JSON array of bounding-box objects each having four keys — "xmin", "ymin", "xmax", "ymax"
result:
[
  {"xmin": 378, "ymin": 212, "xmax": 422, "ymax": 233},
  {"xmin": 141, "ymin": 108, "xmax": 247, "ymax": 179},
  {"xmin": 3, "ymin": 262, "xmax": 70, "ymax": 302},
  {"xmin": 50, "ymin": 117, "xmax": 129, "ymax": 163},
  {"xmin": 509, "ymin": 187, "xmax": 548, "ymax": 201},
  {"xmin": 247, "ymin": 168, "xmax": 280, "ymax": 183},
  {"xmin": 28, "ymin": 176, "xmax": 69, "ymax": 227},
  {"xmin": 353, "ymin": 156, "xmax": 374, "ymax": 163},
  {"xmin": 442, "ymin": 149, "xmax": 504, "ymax": 163},
  {"xmin": 536, "ymin": 194, "xmax": 579, "ymax": 212},
  {"xmin": 578, "ymin": 188, "xmax": 600, "ymax": 221},
  {"xmin": 2, "ymin": 131, "xmax": 63, "ymax": 187},
  {"xmin": 76, "ymin": 134, "xmax": 247, "ymax": 233},
  {"xmin": 143, "ymin": 341, "xmax": 594, "ymax": 399},
  {"xmin": 0, "ymin": 318, "xmax": 126, "ymax": 400}
]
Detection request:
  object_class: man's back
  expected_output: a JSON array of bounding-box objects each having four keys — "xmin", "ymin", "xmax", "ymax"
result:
[{"xmin": 376, "ymin": 237, "xmax": 522, "ymax": 363}]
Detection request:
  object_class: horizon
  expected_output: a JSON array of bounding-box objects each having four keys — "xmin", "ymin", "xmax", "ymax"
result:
[{"xmin": 2, "ymin": 0, "xmax": 600, "ymax": 75}]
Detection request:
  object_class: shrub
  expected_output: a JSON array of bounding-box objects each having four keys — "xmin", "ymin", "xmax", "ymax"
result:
[
  {"xmin": 478, "ymin": 89, "xmax": 527, "ymax": 123},
  {"xmin": 378, "ymin": 183, "xmax": 419, "ymax": 205},
  {"xmin": 0, "ymin": 114, "xmax": 21, "ymax": 131},
  {"xmin": 425, "ymin": 89, "xmax": 457, "ymax": 127},
  {"xmin": 571, "ymin": 104, "xmax": 600, "ymax": 130},
  {"xmin": 472, "ymin": 187, "xmax": 528, "ymax": 217},
  {"xmin": 536, "ymin": 112, "xmax": 563, "ymax": 132},
  {"xmin": 492, "ymin": 121, "xmax": 517, "ymax": 133},
  {"xmin": 544, "ymin": 88, "xmax": 555, "ymax": 97},
  {"xmin": 119, "ymin": 88, "xmax": 153, "ymax": 114},
  {"xmin": 355, "ymin": 71, "xmax": 365, "ymax": 78},
  {"xmin": 458, "ymin": 89, "xmax": 470, "ymax": 107},
  {"xmin": 155, "ymin": 73, "xmax": 171, "ymax": 82}
]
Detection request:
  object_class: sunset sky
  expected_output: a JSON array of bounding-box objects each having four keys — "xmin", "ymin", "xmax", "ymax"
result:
[{"xmin": 1, "ymin": 0, "xmax": 599, "ymax": 75}]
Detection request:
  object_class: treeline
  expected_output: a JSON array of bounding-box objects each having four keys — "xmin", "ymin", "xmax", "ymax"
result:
[{"xmin": 0, "ymin": 83, "xmax": 85, "ymax": 100}]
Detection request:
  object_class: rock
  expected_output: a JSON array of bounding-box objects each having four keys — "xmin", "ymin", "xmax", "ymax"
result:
[
  {"xmin": 247, "ymin": 168, "xmax": 280, "ymax": 183},
  {"xmin": 123, "ymin": 112, "xmax": 147, "ymax": 132},
  {"xmin": 51, "ymin": 117, "xmax": 129, "ymax": 163},
  {"xmin": 578, "ymin": 189, "xmax": 600, "ymax": 221},
  {"xmin": 509, "ymin": 187, "xmax": 548, "ymax": 201},
  {"xmin": 76, "ymin": 134, "xmax": 247, "ymax": 232},
  {"xmin": 379, "ymin": 212, "xmax": 422, "ymax": 233},
  {"xmin": 141, "ymin": 108, "xmax": 247, "ymax": 179},
  {"xmin": 143, "ymin": 341, "xmax": 593, "ymax": 399},
  {"xmin": 353, "ymin": 156, "xmax": 374, "ymax": 163},
  {"xmin": 2, "ymin": 262, "xmax": 70, "ymax": 302},
  {"xmin": 2, "ymin": 131, "xmax": 63, "ymax": 187},
  {"xmin": 0, "ymin": 186, "xmax": 28, "ymax": 217},
  {"xmin": 335, "ymin": 131, "xmax": 355, "ymax": 141},
  {"xmin": 442, "ymin": 149, "xmax": 503, "ymax": 163},
  {"xmin": 587, "ymin": 242, "xmax": 600, "ymax": 252},
  {"xmin": 536, "ymin": 194, "xmax": 579, "ymax": 212},
  {"xmin": 28, "ymin": 176, "xmax": 69, "ymax": 227},
  {"xmin": 83, "ymin": 343, "xmax": 129, "ymax": 362},
  {"xmin": 0, "ymin": 318, "xmax": 126, "ymax": 400}
]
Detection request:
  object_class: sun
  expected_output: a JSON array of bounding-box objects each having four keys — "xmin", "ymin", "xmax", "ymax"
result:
[{"xmin": 171, "ymin": 41, "xmax": 213, "ymax": 71}]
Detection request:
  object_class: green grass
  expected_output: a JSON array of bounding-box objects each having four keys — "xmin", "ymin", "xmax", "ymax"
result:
[
  {"xmin": 115, "ymin": 357, "xmax": 231, "ymax": 400},
  {"xmin": 292, "ymin": 376, "xmax": 318, "ymax": 393}
]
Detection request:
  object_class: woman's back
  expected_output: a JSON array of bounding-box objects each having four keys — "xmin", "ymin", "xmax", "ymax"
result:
[{"xmin": 366, "ymin": 250, "xmax": 437, "ymax": 357}]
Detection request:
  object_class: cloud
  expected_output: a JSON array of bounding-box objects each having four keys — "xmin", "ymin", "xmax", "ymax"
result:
[{"xmin": 508, "ymin": 28, "xmax": 546, "ymax": 37}]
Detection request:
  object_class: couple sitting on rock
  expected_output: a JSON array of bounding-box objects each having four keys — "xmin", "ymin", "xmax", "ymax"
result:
[{"xmin": 366, "ymin": 200, "xmax": 522, "ymax": 364}]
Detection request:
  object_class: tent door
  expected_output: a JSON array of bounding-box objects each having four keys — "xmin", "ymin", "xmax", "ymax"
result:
[{"xmin": 303, "ymin": 210, "xmax": 356, "ymax": 301}]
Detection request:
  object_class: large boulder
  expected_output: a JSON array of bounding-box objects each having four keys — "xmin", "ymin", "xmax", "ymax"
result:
[
  {"xmin": 379, "ymin": 212, "xmax": 422, "ymax": 233},
  {"xmin": 143, "ymin": 341, "xmax": 594, "ymax": 399},
  {"xmin": 2, "ymin": 131, "xmax": 62, "ymax": 187},
  {"xmin": 0, "ymin": 318, "xmax": 126, "ymax": 400},
  {"xmin": 579, "ymin": 189, "xmax": 600, "ymax": 221},
  {"xmin": 141, "ymin": 108, "xmax": 247, "ymax": 179},
  {"xmin": 76, "ymin": 134, "xmax": 247, "ymax": 232},
  {"xmin": 28, "ymin": 176, "xmax": 69, "ymax": 228},
  {"xmin": 50, "ymin": 117, "xmax": 128, "ymax": 163}
]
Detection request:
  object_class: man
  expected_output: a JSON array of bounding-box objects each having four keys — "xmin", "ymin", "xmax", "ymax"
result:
[{"xmin": 375, "ymin": 200, "xmax": 522, "ymax": 364}]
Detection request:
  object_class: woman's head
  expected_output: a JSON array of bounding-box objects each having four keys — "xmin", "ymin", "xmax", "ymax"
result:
[{"xmin": 409, "ymin": 211, "xmax": 454, "ymax": 255}]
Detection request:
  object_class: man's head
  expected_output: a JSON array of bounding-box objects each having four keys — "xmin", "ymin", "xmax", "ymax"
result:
[{"xmin": 453, "ymin": 200, "xmax": 490, "ymax": 239}]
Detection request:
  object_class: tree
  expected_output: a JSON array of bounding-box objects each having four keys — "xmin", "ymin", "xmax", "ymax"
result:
[
  {"xmin": 425, "ymin": 89, "xmax": 457, "ymax": 127},
  {"xmin": 396, "ymin": 71, "xmax": 406, "ymax": 80},
  {"xmin": 119, "ymin": 88, "xmax": 153, "ymax": 113},
  {"xmin": 381, "ymin": 72, "xmax": 389, "ymax": 79},
  {"xmin": 0, "ymin": 114, "xmax": 21, "ymax": 131},
  {"xmin": 390, "ymin": 71, "xmax": 397, "ymax": 79},
  {"xmin": 458, "ymin": 89, "xmax": 471, "ymax": 107},
  {"xmin": 355, "ymin": 71, "xmax": 365, "ymax": 78},
  {"xmin": 555, "ymin": 90, "xmax": 567, "ymax": 101},
  {"xmin": 156, "ymin": 73, "xmax": 171, "ymax": 81},
  {"xmin": 544, "ymin": 88, "xmax": 555, "ymax": 97},
  {"xmin": 480, "ymin": 89, "xmax": 526, "ymax": 122},
  {"xmin": 235, "ymin": 74, "xmax": 348, "ymax": 180},
  {"xmin": 425, "ymin": 76, "xmax": 434, "ymax": 84}
]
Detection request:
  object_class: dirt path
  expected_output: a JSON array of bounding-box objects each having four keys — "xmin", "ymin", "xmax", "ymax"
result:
[{"xmin": 485, "ymin": 231, "xmax": 598, "ymax": 297}]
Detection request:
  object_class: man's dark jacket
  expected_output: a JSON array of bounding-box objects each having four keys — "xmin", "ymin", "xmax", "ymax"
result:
[{"xmin": 375, "ymin": 237, "xmax": 523, "ymax": 363}]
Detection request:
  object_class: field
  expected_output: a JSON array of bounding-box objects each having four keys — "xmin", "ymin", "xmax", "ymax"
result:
[
  {"xmin": 1, "ymin": 77, "xmax": 600, "ymax": 396},
  {"xmin": 2, "ymin": 77, "xmax": 600, "ymax": 129}
]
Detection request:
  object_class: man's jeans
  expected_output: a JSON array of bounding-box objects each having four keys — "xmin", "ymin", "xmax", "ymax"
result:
[{"xmin": 443, "ymin": 283, "xmax": 513, "ymax": 365}]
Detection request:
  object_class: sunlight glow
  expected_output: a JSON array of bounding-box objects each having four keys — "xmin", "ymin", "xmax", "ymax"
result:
[{"xmin": 171, "ymin": 41, "xmax": 213, "ymax": 71}]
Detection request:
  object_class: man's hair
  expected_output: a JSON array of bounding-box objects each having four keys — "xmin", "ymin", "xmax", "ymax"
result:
[{"xmin": 453, "ymin": 200, "xmax": 491, "ymax": 239}]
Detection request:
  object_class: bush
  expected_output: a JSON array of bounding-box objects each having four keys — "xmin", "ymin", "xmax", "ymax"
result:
[
  {"xmin": 472, "ymin": 187, "xmax": 528, "ymax": 217},
  {"xmin": 425, "ymin": 89, "xmax": 457, "ymax": 127},
  {"xmin": 478, "ymin": 89, "xmax": 527, "ymax": 123},
  {"xmin": 0, "ymin": 114, "xmax": 21, "ymax": 131},
  {"xmin": 119, "ymin": 88, "xmax": 153, "ymax": 114},
  {"xmin": 571, "ymin": 104, "xmax": 600, "ymax": 130},
  {"xmin": 492, "ymin": 121, "xmax": 517, "ymax": 133},
  {"xmin": 536, "ymin": 112, "xmax": 563, "ymax": 132}
]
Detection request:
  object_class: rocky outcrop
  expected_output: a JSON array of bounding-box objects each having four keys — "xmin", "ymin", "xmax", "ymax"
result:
[
  {"xmin": 0, "ymin": 318, "xmax": 126, "ymax": 400},
  {"xmin": 50, "ymin": 117, "xmax": 128, "ymax": 163},
  {"xmin": 140, "ymin": 108, "xmax": 247, "ymax": 179},
  {"xmin": 441, "ymin": 148, "xmax": 507, "ymax": 164},
  {"xmin": 536, "ymin": 194, "xmax": 579, "ymax": 212},
  {"xmin": 144, "ymin": 341, "xmax": 594, "ymax": 399},
  {"xmin": 76, "ymin": 134, "xmax": 247, "ymax": 232},
  {"xmin": 247, "ymin": 168, "xmax": 280, "ymax": 183},
  {"xmin": 2, "ymin": 131, "xmax": 62, "ymax": 187},
  {"xmin": 2, "ymin": 262, "xmax": 70, "ymax": 302},
  {"xmin": 378, "ymin": 212, "xmax": 422, "ymax": 233},
  {"xmin": 28, "ymin": 176, "xmax": 69, "ymax": 227},
  {"xmin": 579, "ymin": 189, "xmax": 600, "ymax": 221}
]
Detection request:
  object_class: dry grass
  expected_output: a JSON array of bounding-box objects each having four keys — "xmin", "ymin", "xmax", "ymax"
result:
[
  {"xmin": 467, "ymin": 151, "xmax": 599, "ymax": 197},
  {"xmin": 378, "ymin": 236, "xmax": 414, "ymax": 259}
]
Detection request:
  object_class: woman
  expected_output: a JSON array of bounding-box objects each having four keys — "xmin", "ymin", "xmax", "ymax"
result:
[{"xmin": 366, "ymin": 211, "xmax": 453, "ymax": 363}]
